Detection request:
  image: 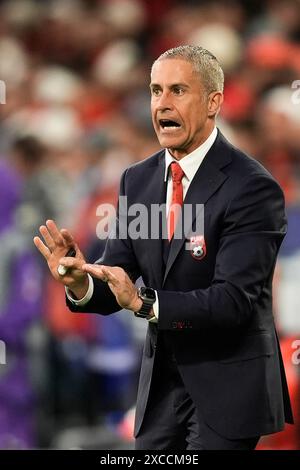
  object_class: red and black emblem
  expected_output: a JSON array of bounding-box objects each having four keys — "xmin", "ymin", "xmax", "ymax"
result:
[{"xmin": 190, "ymin": 235, "xmax": 206, "ymax": 260}]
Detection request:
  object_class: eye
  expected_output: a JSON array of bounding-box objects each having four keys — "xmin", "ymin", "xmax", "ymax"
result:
[
  {"xmin": 151, "ymin": 87, "xmax": 161, "ymax": 97},
  {"xmin": 173, "ymin": 86, "xmax": 184, "ymax": 96}
]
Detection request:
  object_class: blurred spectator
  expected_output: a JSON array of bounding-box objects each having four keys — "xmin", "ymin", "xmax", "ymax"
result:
[{"xmin": 0, "ymin": 155, "xmax": 43, "ymax": 448}]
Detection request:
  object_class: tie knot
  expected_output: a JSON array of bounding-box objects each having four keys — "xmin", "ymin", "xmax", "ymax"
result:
[{"xmin": 170, "ymin": 161, "xmax": 184, "ymax": 183}]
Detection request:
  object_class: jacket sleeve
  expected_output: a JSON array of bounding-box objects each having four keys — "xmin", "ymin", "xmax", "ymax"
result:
[
  {"xmin": 67, "ymin": 169, "xmax": 141, "ymax": 315},
  {"xmin": 156, "ymin": 173, "xmax": 287, "ymax": 330}
]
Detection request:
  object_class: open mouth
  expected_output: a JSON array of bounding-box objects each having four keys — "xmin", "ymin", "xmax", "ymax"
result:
[{"xmin": 159, "ymin": 119, "xmax": 181, "ymax": 130}]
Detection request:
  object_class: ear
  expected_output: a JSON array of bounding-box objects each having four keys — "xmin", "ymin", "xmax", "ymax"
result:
[{"xmin": 207, "ymin": 92, "xmax": 223, "ymax": 118}]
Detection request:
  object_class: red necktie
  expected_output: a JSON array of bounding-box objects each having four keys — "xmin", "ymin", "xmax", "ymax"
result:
[{"xmin": 168, "ymin": 161, "xmax": 185, "ymax": 241}]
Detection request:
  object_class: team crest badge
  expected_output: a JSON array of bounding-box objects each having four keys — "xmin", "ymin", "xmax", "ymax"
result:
[{"xmin": 190, "ymin": 235, "xmax": 206, "ymax": 260}]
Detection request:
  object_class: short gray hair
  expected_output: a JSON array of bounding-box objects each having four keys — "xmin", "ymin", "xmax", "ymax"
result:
[{"xmin": 153, "ymin": 45, "xmax": 224, "ymax": 94}]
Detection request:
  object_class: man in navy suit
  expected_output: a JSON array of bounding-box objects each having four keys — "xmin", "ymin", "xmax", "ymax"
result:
[{"xmin": 34, "ymin": 45, "xmax": 293, "ymax": 449}]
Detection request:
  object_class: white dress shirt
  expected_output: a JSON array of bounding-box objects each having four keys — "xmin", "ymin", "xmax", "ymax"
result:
[{"xmin": 66, "ymin": 127, "xmax": 218, "ymax": 322}]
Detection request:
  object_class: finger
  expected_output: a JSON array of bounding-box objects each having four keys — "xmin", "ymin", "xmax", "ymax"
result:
[
  {"xmin": 101, "ymin": 267, "xmax": 119, "ymax": 286},
  {"xmin": 58, "ymin": 256, "xmax": 83, "ymax": 270},
  {"xmin": 60, "ymin": 229, "xmax": 82, "ymax": 257},
  {"xmin": 46, "ymin": 219, "xmax": 65, "ymax": 247},
  {"xmin": 82, "ymin": 263, "xmax": 108, "ymax": 281},
  {"xmin": 60, "ymin": 228, "xmax": 75, "ymax": 246},
  {"xmin": 39, "ymin": 225, "xmax": 56, "ymax": 251},
  {"xmin": 33, "ymin": 236, "xmax": 51, "ymax": 260}
]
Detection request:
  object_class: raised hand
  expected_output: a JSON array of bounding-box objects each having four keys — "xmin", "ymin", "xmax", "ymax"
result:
[
  {"xmin": 82, "ymin": 264, "xmax": 143, "ymax": 312},
  {"xmin": 33, "ymin": 219, "xmax": 89, "ymax": 297}
]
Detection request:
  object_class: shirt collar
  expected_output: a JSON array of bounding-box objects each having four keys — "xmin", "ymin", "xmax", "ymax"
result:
[{"xmin": 164, "ymin": 126, "xmax": 218, "ymax": 182}]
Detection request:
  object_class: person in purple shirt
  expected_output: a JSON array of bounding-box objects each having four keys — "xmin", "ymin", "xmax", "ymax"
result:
[
  {"xmin": 0, "ymin": 158, "xmax": 43, "ymax": 448},
  {"xmin": 0, "ymin": 159, "xmax": 21, "ymax": 234}
]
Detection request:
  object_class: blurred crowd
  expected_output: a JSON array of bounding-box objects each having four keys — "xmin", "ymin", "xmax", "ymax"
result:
[{"xmin": 0, "ymin": 0, "xmax": 300, "ymax": 450}]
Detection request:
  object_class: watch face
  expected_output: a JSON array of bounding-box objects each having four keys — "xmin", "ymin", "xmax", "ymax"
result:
[{"xmin": 140, "ymin": 287, "xmax": 156, "ymax": 301}]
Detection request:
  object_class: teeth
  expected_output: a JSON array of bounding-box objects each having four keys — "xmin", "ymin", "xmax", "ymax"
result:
[
  {"xmin": 159, "ymin": 119, "xmax": 180, "ymax": 129},
  {"xmin": 161, "ymin": 125, "xmax": 181, "ymax": 130}
]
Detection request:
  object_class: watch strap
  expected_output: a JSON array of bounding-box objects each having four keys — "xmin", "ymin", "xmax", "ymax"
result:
[{"xmin": 134, "ymin": 287, "xmax": 156, "ymax": 319}]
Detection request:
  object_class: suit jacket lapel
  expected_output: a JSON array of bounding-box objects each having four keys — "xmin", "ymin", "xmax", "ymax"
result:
[
  {"xmin": 163, "ymin": 131, "xmax": 232, "ymax": 286},
  {"xmin": 142, "ymin": 151, "xmax": 166, "ymax": 288}
]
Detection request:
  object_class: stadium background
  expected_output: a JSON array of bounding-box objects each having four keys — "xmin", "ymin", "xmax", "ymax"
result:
[{"xmin": 0, "ymin": 0, "xmax": 299, "ymax": 449}]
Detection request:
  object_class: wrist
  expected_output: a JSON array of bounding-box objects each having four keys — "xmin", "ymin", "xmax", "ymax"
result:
[
  {"xmin": 134, "ymin": 287, "xmax": 156, "ymax": 319},
  {"xmin": 68, "ymin": 275, "xmax": 89, "ymax": 300},
  {"xmin": 130, "ymin": 293, "xmax": 143, "ymax": 312}
]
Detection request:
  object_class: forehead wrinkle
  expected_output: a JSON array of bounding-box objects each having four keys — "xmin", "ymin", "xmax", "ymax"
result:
[{"xmin": 151, "ymin": 70, "xmax": 201, "ymax": 91}]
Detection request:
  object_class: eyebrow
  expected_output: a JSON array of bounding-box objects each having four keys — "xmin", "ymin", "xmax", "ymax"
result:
[{"xmin": 149, "ymin": 83, "xmax": 190, "ymax": 90}]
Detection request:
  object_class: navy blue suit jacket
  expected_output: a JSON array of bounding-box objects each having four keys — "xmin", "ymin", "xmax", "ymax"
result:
[{"xmin": 68, "ymin": 130, "xmax": 293, "ymax": 439}]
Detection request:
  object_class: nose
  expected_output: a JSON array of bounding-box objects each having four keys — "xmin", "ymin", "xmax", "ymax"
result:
[{"xmin": 154, "ymin": 90, "xmax": 173, "ymax": 112}]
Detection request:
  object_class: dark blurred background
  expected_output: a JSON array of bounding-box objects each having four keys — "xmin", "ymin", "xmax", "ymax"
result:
[{"xmin": 0, "ymin": 0, "xmax": 300, "ymax": 450}]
